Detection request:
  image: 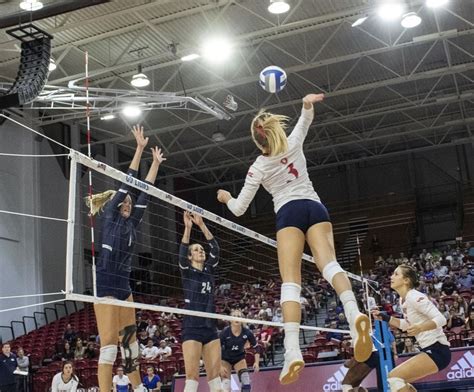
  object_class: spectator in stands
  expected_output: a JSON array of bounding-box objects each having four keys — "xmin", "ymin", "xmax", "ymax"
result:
[
  {"xmin": 113, "ymin": 367, "xmax": 130, "ymax": 392},
  {"xmin": 136, "ymin": 314, "xmax": 148, "ymax": 333},
  {"xmin": 337, "ymin": 313, "xmax": 349, "ymax": 330},
  {"xmin": 146, "ymin": 319, "xmax": 158, "ymax": 338},
  {"xmin": 63, "ymin": 324, "xmax": 77, "ymax": 345},
  {"xmin": 51, "ymin": 361, "xmax": 79, "ymax": 392},
  {"xmin": 447, "ymin": 307, "xmax": 464, "ymax": 329},
  {"xmin": 74, "ymin": 338, "xmax": 86, "ymax": 360},
  {"xmin": 258, "ymin": 301, "xmax": 273, "ymax": 319},
  {"xmin": 138, "ymin": 330, "xmax": 150, "ymax": 349},
  {"xmin": 56, "ymin": 341, "xmax": 75, "ymax": 361},
  {"xmin": 0, "ymin": 343, "xmax": 17, "ymax": 392},
  {"xmin": 164, "ymin": 331, "xmax": 178, "ymax": 345},
  {"xmin": 15, "ymin": 348, "xmax": 28, "ymax": 372},
  {"xmin": 156, "ymin": 340, "xmax": 172, "ymax": 360},
  {"xmin": 142, "ymin": 366, "xmax": 161, "ymax": 392},
  {"xmin": 457, "ymin": 269, "xmax": 473, "ymax": 289},
  {"xmin": 142, "ymin": 339, "xmax": 159, "ymax": 360},
  {"xmin": 272, "ymin": 307, "xmax": 283, "ymax": 323},
  {"xmin": 84, "ymin": 342, "xmax": 96, "ymax": 359},
  {"xmin": 259, "ymin": 322, "xmax": 273, "ymax": 352},
  {"xmin": 433, "ymin": 261, "xmax": 448, "ymax": 279},
  {"xmin": 467, "ymin": 242, "xmax": 474, "ymax": 258},
  {"xmin": 452, "ymin": 300, "xmax": 465, "ymax": 319},
  {"xmin": 438, "ymin": 303, "xmax": 450, "ymax": 320},
  {"xmin": 441, "ymin": 276, "xmax": 457, "ymax": 296},
  {"xmin": 402, "ymin": 338, "xmax": 419, "ymax": 354},
  {"xmin": 156, "ymin": 319, "xmax": 169, "ymax": 338}
]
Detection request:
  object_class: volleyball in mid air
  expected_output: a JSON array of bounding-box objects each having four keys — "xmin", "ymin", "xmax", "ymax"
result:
[{"xmin": 259, "ymin": 65, "xmax": 287, "ymax": 93}]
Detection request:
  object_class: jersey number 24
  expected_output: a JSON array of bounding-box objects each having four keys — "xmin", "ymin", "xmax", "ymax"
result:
[{"xmin": 201, "ymin": 282, "xmax": 212, "ymax": 294}]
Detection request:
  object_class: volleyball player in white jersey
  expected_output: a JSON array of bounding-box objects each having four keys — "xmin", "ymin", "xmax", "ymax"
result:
[
  {"xmin": 373, "ymin": 265, "xmax": 451, "ymax": 392},
  {"xmin": 51, "ymin": 362, "xmax": 79, "ymax": 392},
  {"xmin": 217, "ymin": 93, "xmax": 371, "ymax": 384}
]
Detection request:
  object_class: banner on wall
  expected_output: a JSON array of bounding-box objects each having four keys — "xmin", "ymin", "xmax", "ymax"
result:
[{"xmin": 173, "ymin": 348, "xmax": 474, "ymax": 391}]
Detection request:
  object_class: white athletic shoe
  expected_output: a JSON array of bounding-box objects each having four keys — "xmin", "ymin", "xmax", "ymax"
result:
[
  {"xmin": 279, "ymin": 349, "xmax": 305, "ymax": 385},
  {"xmin": 351, "ymin": 313, "xmax": 372, "ymax": 363}
]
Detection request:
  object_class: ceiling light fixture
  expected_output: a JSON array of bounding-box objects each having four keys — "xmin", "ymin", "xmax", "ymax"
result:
[
  {"xmin": 377, "ymin": 2, "xmax": 404, "ymax": 21},
  {"xmin": 19, "ymin": 0, "xmax": 43, "ymax": 11},
  {"xmin": 100, "ymin": 114, "xmax": 115, "ymax": 120},
  {"xmin": 268, "ymin": 0, "xmax": 291, "ymax": 14},
  {"xmin": 401, "ymin": 12, "xmax": 422, "ymax": 28},
  {"xmin": 352, "ymin": 16, "xmax": 368, "ymax": 27},
  {"xmin": 122, "ymin": 105, "xmax": 142, "ymax": 118},
  {"xmin": 181, "ymin": 53, "xmax": 200, "ymax": 62},
  {"xmin": 48, "ymin": 58, "xmax": 57, "ymax": 72},
  {"xmin": 202, "ymin": 37, "xmax": 232, "ymax": 64},
  {"xmin": 130, "ymin": 65, "xmax": 150, "ymax": 87},
  {"xmin": 426, "ymin": 0, "xmax": 448, "ymax": 7}
]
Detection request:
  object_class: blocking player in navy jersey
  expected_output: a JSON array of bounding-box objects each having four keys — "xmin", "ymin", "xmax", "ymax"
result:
[
  {"xmin": 179, "ymin": 211, "xmax": 222, "ymax": 392},
  {"xmin": 85, "ymin": 125, "xmax": 165, "ymax": 392},
  {"xmin": 220, "ymin": 309, "xmax": 261, "ymax": 391}
]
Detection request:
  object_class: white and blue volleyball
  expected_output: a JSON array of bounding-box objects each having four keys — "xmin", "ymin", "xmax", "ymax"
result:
[{"xmin": 259, "ymin": 65, "xmax": 287, "ymax": 93}]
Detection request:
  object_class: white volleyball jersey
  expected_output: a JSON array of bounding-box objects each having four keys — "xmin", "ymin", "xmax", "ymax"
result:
[
  {"xmin": 51, "ymin": 373, "xmax": 79, "ymax": 392},
  {"xmin": 227, "ymin": 106, "xmax": 320, "ymax": 216},
  {"xmin": 399, "ymin": 289, "xmax": 449, "ymax": 349}
]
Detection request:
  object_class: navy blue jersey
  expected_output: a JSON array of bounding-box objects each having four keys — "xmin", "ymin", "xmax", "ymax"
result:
[
  {"xmin": 96, "ymin": 169, "xmax": 150, "ymax": 296},
  {"xmin": 220, "ymin": 326, "xmax": 260, "ymax": 362},
  {"xmin": 179, "ymin": 238, "xmax": 219, "ymax": 329},
  {"xmin": 0, "ymin": 353, "xmax": 17, "ymax": 386}
]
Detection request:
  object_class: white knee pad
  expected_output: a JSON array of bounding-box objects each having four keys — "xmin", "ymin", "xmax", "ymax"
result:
[
  {"xmin": 387, "ymin": 377, "xmax": 406, "ymax": 392},
  {"xmin": 184, "ymin": 379, "xmax": 199, "ymax": 392},
  {"xmin": 208, "ymin": 377, "xmax": 222, "ymax": 392},
  {"xmin": 281, "ymin": 282, "xmax": 301, "ymax": 305},
  {"xmin": 98, "ymin": 344, "xmax": 117, "ymax": 365},
  {"xmin": 322, "ymin": 260, "xmax": 345, "ymax": 287},
  {"xmin": 222, "ymin": 378, "xmax": 231, "ymax": 392},
  {"xmin": 120, "ymin": 341, "xmax": 140, "ymax": 373}
]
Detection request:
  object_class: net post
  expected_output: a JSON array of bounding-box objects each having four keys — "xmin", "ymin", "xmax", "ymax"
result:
[{"xmin": 65, "ymin": 153, "xmax": 77, "ymax": 294}]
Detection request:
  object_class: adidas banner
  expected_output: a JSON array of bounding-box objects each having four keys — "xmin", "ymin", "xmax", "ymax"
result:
[{"xmin": 173, "ymin": 348, "xmax": 474, "ymax": 391}]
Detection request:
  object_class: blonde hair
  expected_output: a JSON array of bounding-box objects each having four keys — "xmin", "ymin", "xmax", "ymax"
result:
[
  {"xmin": 251, "ymin": 110, "xmax": 289, "ymax": 156},
  {"xmin": 84, "ymin": 190, "xmax": 116, "ymax": 216}
]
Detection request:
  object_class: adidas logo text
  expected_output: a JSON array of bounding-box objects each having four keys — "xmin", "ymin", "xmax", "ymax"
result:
[
  {"xmin": 447, "ymin": 351, "xmax": 474, "ymax": 380},
  {"xmin": 323, "ymin": 365, "xmax": 349, "ymax": 391}
]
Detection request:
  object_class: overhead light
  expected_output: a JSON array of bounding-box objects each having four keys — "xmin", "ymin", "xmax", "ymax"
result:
[
  {"xmin": 130, "ymin": 65, "xmax": 150, "ymax": 87},
  {"xmin": 202, "ymin": 37, "xmax": 232, "ymax": 64},
  {"xmin": 100, "ymin": 114, "xmax": 115, "ymax": 120},
  {"xmin": 181, "ymin": 53, "xmax": 200, "ymax": 62},
  {"xmin": 377, "ymin": 2, "xmax": 404, "ymax": 21},
  {"xmin": 122, "ymin": 105, "xmax": 142, "ymax": 118},
  {"xmin": 426, "ymin": 0, "xmax": 448, "ymax": 7},
  {"xmin": 268, "ymin": 0, "xmax": 290, "ymax": 14},
  {"xmin": 212, "ymin": 132, "xmax": 226, "ymax": 142},
  {"xmin": 19, "ymin": 0, "xmax": 43, "ymax": 11},
  {"xmin": 48, "ymin": 58, "xmax": 57, "ymax": 72},
  {"xmin": 352, "ymin": 16, "xmax": 368, "ymax": 27},
  {"xmin": 401, "ymin": 12, "xmax": 422, "ymax": 28}
]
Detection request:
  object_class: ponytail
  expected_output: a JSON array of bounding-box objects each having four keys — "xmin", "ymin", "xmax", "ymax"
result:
[
  {"xmin": 84, "ymin": 190, "xmax": 116, "ymax": 216},
  {"xmin": 251, "ymin": 110, "xmax": 289, "ymax": 156}
]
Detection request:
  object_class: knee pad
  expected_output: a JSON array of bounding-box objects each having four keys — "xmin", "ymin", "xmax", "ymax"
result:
[
  {"xmin": 120, "ymin": 325, "xmax": 140, "ymax": 373},
  {"xmin": 387, "ymin": 377, "xmax": 406, "ymax": 392},
  {"xmin": 281, "ymin": 282, "xmax": 301, "ymax": 305},
  {"xmin": 238, "ymin": 369, "xmax": 251, "ymax": 391},
  {"xmin": 98, "ymin": 344, "xmax": 117, "ymax": 365},
  {"xmin": 322, "ymin": 260, "xmax": 344, "ymax": 287},
  {"xmin": 208, "ymin": 377, "xmax": 222, "ymax": 392},
  {"xmin": 184, "ymin": 379, "xmax": 199, "ymax": 392},
  {"xmin": 222, "ymin": 378, "xmax": 231, "ymax": 392}
]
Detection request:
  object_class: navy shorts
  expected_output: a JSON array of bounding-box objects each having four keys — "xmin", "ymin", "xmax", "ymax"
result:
[
  {"xmin": 276, "ymin": 199, "xmax": 330, "ymax": 233},
  {"xmin": 222, "ymin": 354, "xmax": 246, "ymax": 366},
  {"xmin": 96, "ymin": 271, "xmax": 132, "ymax": 301},
  {"xmin": 182, "ymin": 327, "xmax": 218, "ymax": 345},
  {"xmin": 365, "ymin": 351, "xmax": 380, "ymax": 369},
  {"xmin": 421, "ymin": 342, "xmax": 451, "ymax": 371}
]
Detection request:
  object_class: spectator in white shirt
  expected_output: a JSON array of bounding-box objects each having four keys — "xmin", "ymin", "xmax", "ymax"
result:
[
  {"xmin": 112, "ymin": 367, "xmax": 130, "ymax": 392},
  {"xmin": 156, "ymin": 341, "xmax": 172, "ymax": 360},
  {"xmin": 142, "ymin": 340, "xmax": 159, "ymax": 360},
  {"xmin": 146, "ymin": 320, "xmax": 158, "ymax": 339}
]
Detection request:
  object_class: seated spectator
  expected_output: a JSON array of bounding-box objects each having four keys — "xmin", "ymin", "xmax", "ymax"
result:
[
  {"xmin": 136, "ymin": 314, "xmax": 148, "ymax": 333},
  {"xmin": 272, "ymin": 307, "xmax": 283, "ymax": 323},
  {"xmin": 259, "ymin": 324, "xmax": 273, "ymax": 351},
  {"xmin": 433, "ymin": 261, "xmax": 448, "ymax": 279},
  {"xmin": 457, "ymin": 269, "xmax": 473, "ymax": 289},
  {"xmin": 326, "ymin": 320, "xmax": 343, "ymax": 342},
  {"xmin": 163, "ymin": 331, "xmax": 178, "ymax": 345},
  {"xmin": 465, "ymin": 309, "xmax": 474, "ymax": 332},
  {"xmin": 138, "ymin": 330, "xmax": 150, "ymax": 349},
  {"xmin": 63, "ymin": 324, "xmax": 77, "ymax": 344},
  {"xmin": 84, "ymin": 342, "xmax": 96, "ymax": 359},
  {"xmin": 16, "ymin": 347, "xmax": 29, "ymax": 372},
  {"xmin": 142, "ymin": 339, "xmax": 159, "ymax": 360},
  {"xmin": 142, "ymin": 366, "xmax": 161, "ymax": 392},
  {"xmin": 112, "ymin": 367, "xmax": 130, "ymax": 392},
  {"xmin": 438, "ymin": 303, "xmax": 450, "ymax": 320},
  {"xmin": 156, "ymin": 340, "xmax": 172, "ymax": 360},
  {"xmin": 402, "ymin": 337, "xmax": 419, "ymax": 354},
  {"xmin": 258, "ymin": 301, "xmax": 273, "ymax": 319},
  {"xmin": 74, "ymin": 338, "xmax": 85, "ymax": 360},
  {"xmin": 156, "ymin": 320, "xmax": 169, "ymax": 338},
  {"xmin": 146, "ymin": 319, "xmax": 157, "ymax": 338},
  {"xmin": 441, "ymin": 276, "xmax": 457, "ymax": 296},
  {"xmin": 447, "ymin": 308, "xmax": 465, "ymax": 329},
  {"xmin": 56, "ymin": 342, "xmax": 74, "ymax": 361},
  {"xmin": 337, "ymin": 313, "xmax": 349, "ymax": 329}
]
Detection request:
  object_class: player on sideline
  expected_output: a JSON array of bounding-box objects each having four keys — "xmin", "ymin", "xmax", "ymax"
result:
[
  {"xmin": 51, "ymin": 362, "xmax": 79, "ymax": 392},
  {"xmin": 373, "ymin": 265, "xmax": 451, "ymax": 392},
  {"xmin": 85, "ymin": 125, "xmax": 165, "ymax": 392},
  {"xmin": 220, "ymin": 309, "xmax": 261, "ymax": 391},
  {"xmin": 217, "ymin": 93, "xmax": 371, "ymax": 384},
  {"xmin": 179, "ymin": 211, "xmax": 222, "ymax": 392}
]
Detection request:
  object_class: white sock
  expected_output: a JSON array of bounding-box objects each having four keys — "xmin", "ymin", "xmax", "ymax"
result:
[
  {"xmin": 342, "ymin": 385, "xmax": 353, "ymax": 392},
  {"xmin": 339, "ymin": 290, "xmax": 360, "ymax": 326},
  {"xmin": 284, "ymin": 322, "xmax": 300, "ymax": 351},
  {"xmin": 184, "ymin": 379, "xmax": 199, "ymax": 392},
  {"xmin": 133, "ymin": 384, "xmax": 144, "ymax": 392},
  {"xmin": 208, "ymin": 377, "xmax": 222, "ymax": 392}
]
